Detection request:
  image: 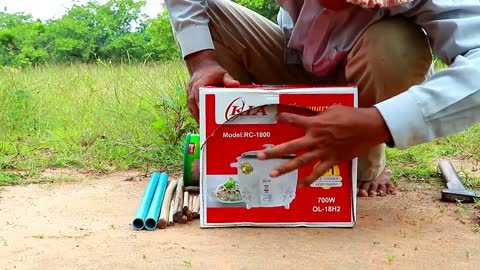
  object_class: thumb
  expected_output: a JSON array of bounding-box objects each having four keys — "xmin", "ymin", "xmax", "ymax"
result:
[{"xmin": 223, "ymin": 73, "xmax": 240, "ymax": 87}]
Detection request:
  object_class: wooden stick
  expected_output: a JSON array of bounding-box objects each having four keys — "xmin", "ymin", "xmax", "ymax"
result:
[
  {"xmin": 158, "ymin": 180, "xmax": 177, "ymax": 229},
  {"xmin": 173, "ymin": 178, "xmax": 186, "ymax": 223},
  {"xmin": 193, "ymin": 195, "xmax": 198, "ymax": 211},
  {"xmin": 186, "ymin": 193, "xmax": 194, "ymax": 221},
  {"xmin": 180, "ymin": 214, "xmax": 188, "ymax": 223},
  {"xmin": 188, "ymin": 194, "xmax": 194, "ymax": 210},
  {"xmin": 168, "ymin": 198, "xmax": 175, "ymax": 226},
  {"xmin": 183, "ymin": 191, "xmax": 189, "ymax": 213},
  {"xmin": 192, "ymin": 195, "xmax": 198, "ymax": 211},
  {"xmin": 192, "ymin": 194, "xmax": 200, "ymax": 219}
]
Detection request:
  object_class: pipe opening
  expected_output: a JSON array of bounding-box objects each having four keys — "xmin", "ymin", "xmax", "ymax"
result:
[
  {"xmin": 132, "ymin": 218, "xmax": 144, "ymax": 230},
  {"xmin": 144, "ymin": 218, "xmax": 157, "ymax": 230}
]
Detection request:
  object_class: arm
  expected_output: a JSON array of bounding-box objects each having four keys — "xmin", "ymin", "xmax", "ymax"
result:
[
  {"xmin": 164, "ymin": 0, "xmax": 214, "ymax": 59},
  {"xmin": 164, "ymin": 0, "xmax": 219, "ymax": 72},
  {"xmin": 164, "ymin": 0, "xmax": 240, "ymax": 123},
  {"xmin": 374, "ymin": 0, "xmax": 480, "ymax": 149}
]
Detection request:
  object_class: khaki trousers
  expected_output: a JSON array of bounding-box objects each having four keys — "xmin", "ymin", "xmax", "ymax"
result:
[{"xmin": 203, "ymin": 0, "xmax": 432, "ymax": 181}]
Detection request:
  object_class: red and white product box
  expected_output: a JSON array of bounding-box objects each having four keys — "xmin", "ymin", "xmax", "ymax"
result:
[{"xmin": 199, "ymin": 85, "xmax": 358, "ymax": 228}]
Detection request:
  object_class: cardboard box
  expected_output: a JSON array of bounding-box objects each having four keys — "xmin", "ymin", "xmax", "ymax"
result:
[{"xmin": 199, "ymin": 85, "xmax": 358, "ymax": 228}]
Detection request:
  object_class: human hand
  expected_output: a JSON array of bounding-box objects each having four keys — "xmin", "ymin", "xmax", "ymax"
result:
[
  {"xmin": 185, "ymin": 50, "xmax": 240, "ymax": 122},
  {"xmin": 256, "ymin": 105, "xmax": 392, "ymax": 187}
]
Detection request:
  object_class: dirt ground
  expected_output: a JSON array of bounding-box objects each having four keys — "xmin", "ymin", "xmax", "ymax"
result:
[{"xmin": 1, "ymin": 168, "xmax": 479, "ymax": 270}]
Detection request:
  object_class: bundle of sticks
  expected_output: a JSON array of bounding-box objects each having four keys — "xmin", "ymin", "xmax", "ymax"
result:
[{"xmin": 158, "ymin": 177, "xmax": 200, "ymax": 229}]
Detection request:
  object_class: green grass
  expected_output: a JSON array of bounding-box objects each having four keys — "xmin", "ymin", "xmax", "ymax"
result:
[
  {"xmin": 386, "ymin": 129, "xmax": 480, "ymax": 188},
  {"xmin": 0, "ymin": 59, "xmax": 478, "ymax": 189},
  {"xmin": 0, "ymin": 61, "xmax": 197, "ymax": 185}
]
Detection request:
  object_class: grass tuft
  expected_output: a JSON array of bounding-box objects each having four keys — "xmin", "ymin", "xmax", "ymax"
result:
[{"xmin": 0, "ymin": 61, "xmax": 197, "ymax": 185}]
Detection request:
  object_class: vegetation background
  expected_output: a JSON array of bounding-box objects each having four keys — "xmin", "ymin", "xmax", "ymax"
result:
[
  {"xmin": 0, "ymin": 0, "xmax": 479, "ymax": 190},
  {"xmin": 0, "ymin": 0, "xmax": 279, "ymax": 67}
]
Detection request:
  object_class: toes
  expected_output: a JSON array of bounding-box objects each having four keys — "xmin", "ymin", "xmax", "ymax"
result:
[
  {"xmin": 359, "ymin": 181, "xmax": 370, "ymax": 191},
  {"xmin": 357, "ymin": 176, "xmax": 396, "ymax": 197},
  {"xmin": 367, "ymin": 183, "xmax": 378, "ymax": 197},
  {"xmin": 386, "ymin": 182, "xmax": 396, "ymax": 194},
  {"xmin": 378, "ymin": 184, "xmax": 387, "ymax": 197},
  {"xmin": 357, "ymin": 188, "xmax": 369, "ymax": 197},
  {"xmin": 357, "ymin": 182, "xmax": 370, "ymax": 197}
]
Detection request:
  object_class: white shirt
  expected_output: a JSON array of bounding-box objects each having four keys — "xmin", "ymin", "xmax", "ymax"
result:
[{"xmin": 164, "ymin": 0, "xmax": 480, "ymax": 149}]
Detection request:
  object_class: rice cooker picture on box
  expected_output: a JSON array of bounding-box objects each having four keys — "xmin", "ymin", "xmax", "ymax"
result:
[
  {"xmin": 199, "ymin": 85, "xmax": 358, "ymax": 228},
  {"xmin": 230, "ymin": 144, "xmax": 297, "ymax": 209}
]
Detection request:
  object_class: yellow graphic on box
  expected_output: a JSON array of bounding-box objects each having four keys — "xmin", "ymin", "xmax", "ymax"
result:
[
  {"xmin": 241, "ymin": 162, "xmax": 253, "ymax": 174},
  {"xmin": 323, "ymin": 165, "xmax": 340, "ymax": 177},
  {"xmin": 313, "ymin": 162, "xmax": 341, "ymax": 189}
]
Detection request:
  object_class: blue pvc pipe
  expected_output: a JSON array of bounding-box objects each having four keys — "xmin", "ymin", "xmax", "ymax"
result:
[
  {"xmin": 144, "ymin": 172, "xmax": 169, "ymax": 230},
  {"xmin": 132, "ymin": 172, "xmax": 161, "ymax": 230}
]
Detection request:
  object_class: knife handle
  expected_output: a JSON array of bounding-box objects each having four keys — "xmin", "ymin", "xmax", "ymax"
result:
[{"xmin": 438, "ymin": 160, "xmax": 466, "ymax": 190}]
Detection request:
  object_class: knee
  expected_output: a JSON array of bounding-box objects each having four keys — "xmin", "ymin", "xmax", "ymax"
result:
[
  {"xmin": 356, "ymin": 16, "xmax": 432, "ymax": 75},
  {"xmin": 346, "ymin": 16, "xmax": 433, "ymax": 105}
]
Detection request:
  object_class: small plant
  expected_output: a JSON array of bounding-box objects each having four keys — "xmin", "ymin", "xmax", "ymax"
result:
[
  {"xmin": 474, "ymin": 198, "xmax": 480, "ymax": 209},
  {"xmin": 33, "ymin": 234, "xmax": 45, "ymax": 239},
  {"xmin": 183, "ymin": 259, "xmax": 192, "ymax": 267},
  {"xmin": 473, "ymin": 224, "xmax": 480, "ymax": 233},
  {"xmin": 387, "ymin": 255, "xmax": 395, "ymax": 264},
  {"xmin": 0, "ymin": 172, "xmax": 23, "ymax": 186},
  {"xmin": 152, "ymin": 85, "xmax": 198, "ymax": 146},
  {"xmin": 456, "ymin": 200, "xmax": 472, "ymax": 216},
  {"xmin": 458, "ymin": 167, "xmax": 480, "ymax": 190}
]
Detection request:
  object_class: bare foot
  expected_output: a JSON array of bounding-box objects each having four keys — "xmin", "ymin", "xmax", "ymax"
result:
[{"xmin": 357, "ymin": 172, "xmax": 396, "ymax": 197}]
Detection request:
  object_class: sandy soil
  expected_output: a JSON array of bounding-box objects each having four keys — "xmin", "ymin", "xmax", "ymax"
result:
[{"xmin": 1, "ymin": 169, "xmax": 479, "ymax": 270}]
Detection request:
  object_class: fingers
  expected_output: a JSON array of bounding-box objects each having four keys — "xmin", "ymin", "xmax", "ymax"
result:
[
  {"xmin": 189, "ymin": 73, "xmax": 213, "ymax": 122},
  {"xmin": 187, "ymin": 80, "xmax": 200, "ymax": 123},
  {"xmin": 187, "ymin": 71, "xmax": 238, "ymax": 123},
  {"xmin": 300, "ymin": 159, "xmax": 336, "ymax": 188},
  {"xmin": 269, "ymin": 149, "xmax": 322, "ymax": 178},
  {"xmin": 257, "ymin": 137, "xmax": 312, "ymax": 160},
  {"xmin": 276, "ymin": 112, "xmax": 312, "ymax": 130},
  {"xmin": 223, "ymin": 73, "xmax": 240, "ymax": 87}
]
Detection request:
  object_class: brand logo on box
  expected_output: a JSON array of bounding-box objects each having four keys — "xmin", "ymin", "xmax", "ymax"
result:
[
  {"xmin": 225, "ymin": 97, "xmax": 268, "ymax": 119},
  {"xmin": 215, "ymin": 92, "xmax": 279, "ymax": 125}
]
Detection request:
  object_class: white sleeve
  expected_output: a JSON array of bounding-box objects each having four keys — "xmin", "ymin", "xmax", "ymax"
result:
[
  {"xmin": 164, "ymin": 0, "xmax": 215, "ymax": 58},
  {"xmin": 374, "ymin": 0, "xmax": 480, "ymax": 149}
]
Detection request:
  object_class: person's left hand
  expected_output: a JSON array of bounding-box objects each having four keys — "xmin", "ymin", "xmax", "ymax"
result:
[{"xmin": 256, "ymin": 105, "xmax": 393, "ymax": 187}]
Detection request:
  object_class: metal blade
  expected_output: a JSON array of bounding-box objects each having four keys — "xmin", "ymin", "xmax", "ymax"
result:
[{"xmin": 441, "ymin": 189, "xmax": 480, "ymax": 203}]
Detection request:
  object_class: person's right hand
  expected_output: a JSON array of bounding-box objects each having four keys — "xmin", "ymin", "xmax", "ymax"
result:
[{"xmin": 186, "ymin": 50, "xmax": 240, "ymax": 123}]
